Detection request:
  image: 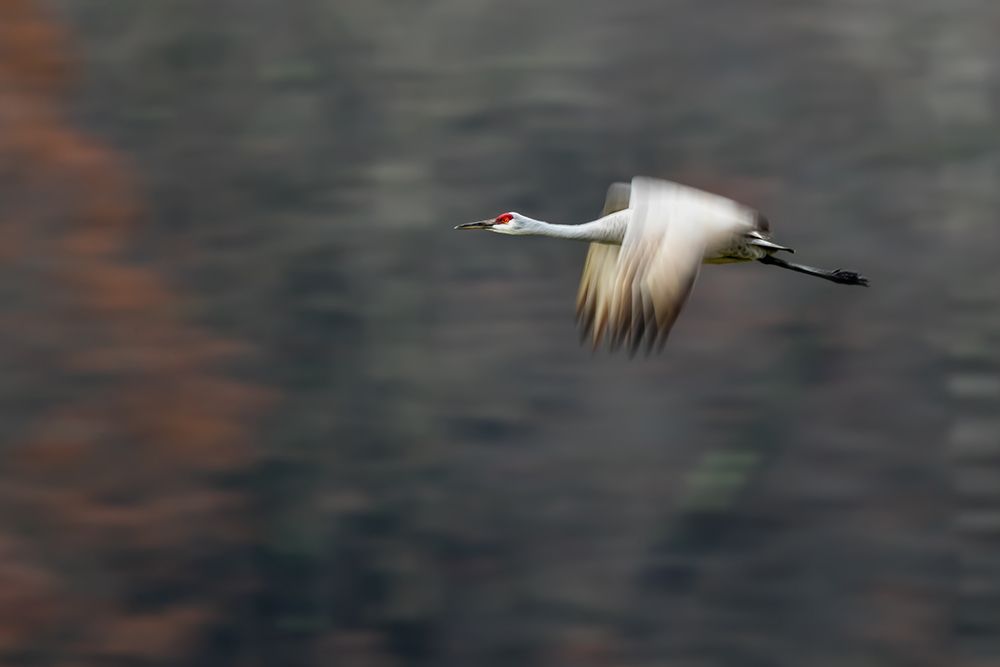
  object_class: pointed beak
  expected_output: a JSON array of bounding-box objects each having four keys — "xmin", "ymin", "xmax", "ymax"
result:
[{"xmin": 454, "ymin": 219, "xmax": 494, "ymax": 230}]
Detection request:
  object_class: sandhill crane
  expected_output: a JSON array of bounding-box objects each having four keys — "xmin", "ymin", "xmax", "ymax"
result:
[{"xmin": 456, "ymin": 176, "xmax": 868, "ymax": 354}]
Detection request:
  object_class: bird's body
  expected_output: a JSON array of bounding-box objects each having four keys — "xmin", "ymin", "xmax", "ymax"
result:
[{"xmin": 456, "ymin": 176, "xmax": 867, "ymax": 354}]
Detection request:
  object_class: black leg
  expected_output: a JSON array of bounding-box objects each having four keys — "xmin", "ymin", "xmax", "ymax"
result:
[{"xmin": 758, "ymin": 254, "xmax": 869, "ymax": 286}]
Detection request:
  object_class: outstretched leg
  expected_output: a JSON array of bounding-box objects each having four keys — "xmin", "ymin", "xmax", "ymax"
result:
[{"xmin": 758, "ymin": 254, "xmax": 868, "ymax": 286}]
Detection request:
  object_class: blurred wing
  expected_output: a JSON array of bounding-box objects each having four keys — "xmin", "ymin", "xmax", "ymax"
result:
[
  {"xmin": 606, "ymin": 177, "xmax": 748, "ymax": 354},
  {"xmin": 576, "ymin": 182, "xmax": 631, "ymax": 346}
]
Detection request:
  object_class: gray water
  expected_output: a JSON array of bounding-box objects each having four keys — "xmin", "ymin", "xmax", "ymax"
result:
[{"xmin": 4, "ymin": 1, "xmax": 999, "ymax": 664}]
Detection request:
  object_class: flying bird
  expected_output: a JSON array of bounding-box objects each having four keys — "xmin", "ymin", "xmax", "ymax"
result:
[{"xmin": 456, "ymin": 176, "xmax": 867, "ymax": 354}]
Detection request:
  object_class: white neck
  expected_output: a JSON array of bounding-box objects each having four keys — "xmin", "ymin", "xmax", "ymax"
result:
[{"xmin": 522, "ymin": 211, "xmax": 628, "ymax": 244}]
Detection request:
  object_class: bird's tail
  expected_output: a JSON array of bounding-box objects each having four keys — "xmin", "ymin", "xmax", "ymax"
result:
[{"xmin": 747, "ymin": 231, "xmax": 794, "ymax": 254}]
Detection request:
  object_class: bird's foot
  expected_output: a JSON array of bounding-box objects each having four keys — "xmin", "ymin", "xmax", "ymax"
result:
[{"xmin": 830, "ymin": 269, "xmax": 869, "ymax": 287}]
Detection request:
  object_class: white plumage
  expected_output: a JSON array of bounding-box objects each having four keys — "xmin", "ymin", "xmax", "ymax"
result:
[{"xmin": 457, "ymin": 176, "xmax": 867, "ymax": 354}]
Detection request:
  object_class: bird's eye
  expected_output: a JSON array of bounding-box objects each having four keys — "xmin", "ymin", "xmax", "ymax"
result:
[{"xmin": 495, "ymin": 213, "xmax": 514, "ymax": 224}]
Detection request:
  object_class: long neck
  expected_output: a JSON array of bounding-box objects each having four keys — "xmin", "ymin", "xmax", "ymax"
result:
[{"xmin": 525, "ymin": 210, "xmax": 628, "ymax": 244}]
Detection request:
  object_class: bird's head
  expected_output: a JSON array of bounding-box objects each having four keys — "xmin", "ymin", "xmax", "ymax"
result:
[{"xmin": 454, "ymin": 212, "xmax": 538, "ymax": 235}]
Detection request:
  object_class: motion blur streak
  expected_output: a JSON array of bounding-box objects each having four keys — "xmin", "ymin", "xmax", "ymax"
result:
[
  {"xmin": 4, "ymin": 1, "xmax": 1000, "ymax": 666},
  {"xmin": 0, "ymin": 2, "xmax": 270, "ymax": 663}
]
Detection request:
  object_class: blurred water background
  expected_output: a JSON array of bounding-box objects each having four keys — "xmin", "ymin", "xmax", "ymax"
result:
[{"xmin": 2, "ymin": 1, "xmax": 1000, "ymax": 665}]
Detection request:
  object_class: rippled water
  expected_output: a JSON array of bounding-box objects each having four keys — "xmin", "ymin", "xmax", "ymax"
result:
[{"xmin": 5, "ymin": 1, "xmax": 999, "ymax": 664}]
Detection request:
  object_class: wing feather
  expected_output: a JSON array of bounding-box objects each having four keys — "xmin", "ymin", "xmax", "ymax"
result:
[
  {"xmin": 576, "ymin": 182, "xmax": 631, "ymax": 347},
  {"xmin": 582, "ymin": 176, "xmax": 755, "ymax": 354}
]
